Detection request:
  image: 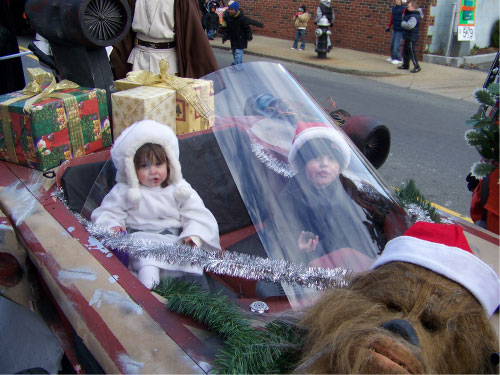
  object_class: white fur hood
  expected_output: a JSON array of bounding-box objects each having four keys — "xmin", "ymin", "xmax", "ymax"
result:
[{"xmin": 111, "ymin": 120, "xmax": 185, "ymax": 204}]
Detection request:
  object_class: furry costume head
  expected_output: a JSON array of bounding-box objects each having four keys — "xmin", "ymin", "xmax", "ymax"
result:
[
  {"xmin": 111, "ymin": 120, "xmax": 187, "ymax": 204},
  {"xmin": 296, "ymin": 222, "xmax": 500, "ymax": 373}
]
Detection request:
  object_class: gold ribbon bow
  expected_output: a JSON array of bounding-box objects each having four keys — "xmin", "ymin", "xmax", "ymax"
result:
[
  {"xmin": 0, "ymin": 68, "xmax": 82, "ymax": 165},
  {"xmin": 22, "ymin": 68, "xmax": 79, "ymax": 113},
  {"xmin": 125, "ymin": 60, "xmax": 214, "ymax": 121}
]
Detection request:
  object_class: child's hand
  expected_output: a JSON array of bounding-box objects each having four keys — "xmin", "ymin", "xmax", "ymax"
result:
[
  {"xmin": 298, "ymin": 231, "xmax": 319, "ymax": 252},
  {"xmin": 111, "ymin": 226, "xmax": 126, "ymax": 234},
  {"xmin": 183, "ymin": 235, "xmax": 202, "ymax": 247}
]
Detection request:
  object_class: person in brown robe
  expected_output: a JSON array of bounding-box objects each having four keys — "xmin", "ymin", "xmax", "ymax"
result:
[{"xmin": 110, "ymin": 0, "xmax": 219, "ymax": 80}]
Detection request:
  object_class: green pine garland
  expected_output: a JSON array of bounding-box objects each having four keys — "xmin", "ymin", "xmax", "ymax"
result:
[
  {"xmin": 154, "ymin": 279, "xmax": 304, "ymax": 374},
  {"xmin": 465, "ymin": 82, "xmax": 499, "ymax": 178},
  {"xmin": 394, "ymin": 179, "xmax": 441, "ymax": 223}
]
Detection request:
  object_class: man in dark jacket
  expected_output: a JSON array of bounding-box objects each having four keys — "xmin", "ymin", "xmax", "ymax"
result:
[
  {"xmin": 398, "ymin": 1, "xmax": 423, "ymax": 73},
  {"xmin": 223, "ymin": 1, "xmax": 252, "ymax": 65}
]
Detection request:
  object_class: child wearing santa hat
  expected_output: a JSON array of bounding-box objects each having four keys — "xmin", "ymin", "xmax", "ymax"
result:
[
  {"xmin": 267, "ymin": 122, "xmax": 407, "ymax": 271},
  {"xmin": 91, "ymin": 120, "xmax": 221, "ymax": 289}
]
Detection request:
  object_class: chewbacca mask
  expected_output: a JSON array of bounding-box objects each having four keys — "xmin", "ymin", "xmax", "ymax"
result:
[{"xmin": 296, "ymin": 222, "xmax": 500, "ymax": 374}]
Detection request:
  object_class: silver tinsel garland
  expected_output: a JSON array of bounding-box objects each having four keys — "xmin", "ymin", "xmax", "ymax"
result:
[
  {"xmin": 52, "ymin": 188, "xmax": 350, "ymax": 290},
  {"xmin": 250, "ymin": 141, "xmax": 296, "ymax": 178},
  {"xmin": 51, "ymin": 176, "xmax": 448, "ymax": 291},
  {"xmin": 404, "ymin": 203, "xmax": 453, "ymax": 225}
]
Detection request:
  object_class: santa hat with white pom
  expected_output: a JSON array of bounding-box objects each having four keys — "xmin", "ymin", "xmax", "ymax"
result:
[
  {"xmin": 111, "ymin": 120, "xmax": 190, "ymax": 204},
  {"xmin": 288, "ymin": 122, "xmax": 351, "ymax": 172},
  {"xmin": 371, "ymin": 221, "xmax": 500, "ymax": 317}
]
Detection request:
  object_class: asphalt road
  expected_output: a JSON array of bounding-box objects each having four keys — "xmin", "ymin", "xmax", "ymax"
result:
[{"xmin": 213, "ymin": 48, "xmax": 479, "ymax": 218}]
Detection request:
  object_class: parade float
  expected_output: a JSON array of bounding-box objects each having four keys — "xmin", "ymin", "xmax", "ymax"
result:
[{"xmin": 0, "ymin": 0, "xmax": 498, "ymax": 372}]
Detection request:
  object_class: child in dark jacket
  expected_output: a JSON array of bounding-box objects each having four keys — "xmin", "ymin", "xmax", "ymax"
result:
[
  {"xmin": 205, "ymin": 1, "xmax": 220, "ymax": 40},
  {"xmin": 222, "ymin": 1, "xmax": 253, "ymax": 65}
]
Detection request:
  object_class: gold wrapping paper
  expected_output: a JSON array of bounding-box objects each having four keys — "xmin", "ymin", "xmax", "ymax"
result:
[
  {"xmin": 111, "ymin": 86, "xmax": 176, "ymax": 138},
  {"xmin": 114, "ymin": 60, "xmax": 214, "ymax": 135},
  {"xmin": 115, "ymin": 78, "xmax": 214, "ymax": 135}
]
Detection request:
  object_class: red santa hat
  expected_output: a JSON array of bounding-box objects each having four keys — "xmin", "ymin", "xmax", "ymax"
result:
[
  {"xmin": 288, "ymin": 122, "xmax": 351, "ymax": 171},
  {"xmin": 371, "ymin": 221, "xmax": 500, "ymax": 317}
]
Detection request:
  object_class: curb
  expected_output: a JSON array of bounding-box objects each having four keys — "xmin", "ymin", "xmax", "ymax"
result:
[
  {"xmin": 423, "ymin": 52, "xmax": 496, "ymax": 68},
  {"xmin": 212, "ymin": 44, "xmax": 406, "ymax": 77}
]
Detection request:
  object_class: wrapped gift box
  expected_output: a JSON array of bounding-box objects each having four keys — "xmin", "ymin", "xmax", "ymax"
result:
[
  {"xmin": 114, "ymin": 77, "xmax": 214, "ymax": 135},
  {"xmin": 111, "ymin": 86, "xmax": 177, "ymax": 138},
  {"xmin": 0, "ymin": 87, "xmax": 111, "ymax": 171}
]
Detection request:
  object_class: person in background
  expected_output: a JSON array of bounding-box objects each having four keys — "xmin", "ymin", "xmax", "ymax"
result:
[
  {"xmin": 291, "ymin": 5, "xmax": 311, "ymax": 51},
  {"xmin": 0, "ymin": 0, "xmax": 25, "ymax": 94},
  {"xmin": 385, "ymin": 0, "xmax": 405, "ymax": 65},
  {"xmin": 315, "ymin": 0, "xmax": 334, "ymax": 52},
  {"xmin": 222, "ymin": 1, "xmax": 253, "ymax": 66},
  {"xmin": 205, "ymin": 1, "xmax": 220, "ymax": 40},
  {"xmin": 199, "ymin": 0, "xmax": 209, "ymax": 29},
  {"xmin": 398, "ymin": 1, "xmax": 423, "ymax": 73},
  {"xmin": 110, "ymin": 0, "xmax": 219, "ymax": 79}
]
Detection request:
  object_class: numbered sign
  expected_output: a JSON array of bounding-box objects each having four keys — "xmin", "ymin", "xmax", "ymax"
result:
[
  {"xmin": 457, "ymin": 0, "xmax": 476, "ymax": 41},
  {"xmin": 458, "ymin": 25, "xmax": 475, "ymax": 41}
]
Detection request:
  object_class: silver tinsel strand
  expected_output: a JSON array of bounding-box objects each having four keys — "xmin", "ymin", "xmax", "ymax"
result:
[
  {"xmin": 52, "ymin": 188, "xmax": 350, "ymax": 290},
  {"xmin": 250, "ymin": 141, "xmax": 296, "ymax": 178},
  {"xmin": 404, "ymin": 203, "xmax": 452, "ymax": 225}
]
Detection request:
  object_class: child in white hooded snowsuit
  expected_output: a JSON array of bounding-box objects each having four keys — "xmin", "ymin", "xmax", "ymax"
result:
[{"xmin": 91, "ymin": 120, "xmax": 221, "ymax": 289}]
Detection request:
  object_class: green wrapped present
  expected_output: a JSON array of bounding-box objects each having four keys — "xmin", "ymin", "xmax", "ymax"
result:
[{"xmin": 0, "ymin": 69, "xmax": 111, "ymax": 171}]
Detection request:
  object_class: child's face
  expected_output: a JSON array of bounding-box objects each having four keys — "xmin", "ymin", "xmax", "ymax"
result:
[
  {"xmin": 136, "ymin": 158, "xmax": 168, "ymax": 188},
  {"xmin": 395, "ymin": 0, "xmax": 402, "ymax": 5},
  {"xmin": 305, "ymin": 155, "xmax": 340, "ymax": 189}
]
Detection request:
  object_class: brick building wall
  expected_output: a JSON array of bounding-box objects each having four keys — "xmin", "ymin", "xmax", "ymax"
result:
[{"xmin": 236, "ymin": 0, "xmax": 434, "ymax": 59}]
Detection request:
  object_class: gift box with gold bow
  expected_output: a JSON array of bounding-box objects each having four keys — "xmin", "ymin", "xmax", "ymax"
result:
[
  {"xmin": 113, "ymin": 60, "xmax": 214, "ymax": 136},
  {"xmin": 111, "ymin": 85, "xmax": 177, "ymax": 138},
  {"xmin": 0, "ymin": 69, "xmax": 111, "ymax": 171}
]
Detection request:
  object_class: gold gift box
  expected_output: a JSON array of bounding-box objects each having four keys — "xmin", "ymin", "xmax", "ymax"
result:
[
  {"xmin": 114, "ymin": 77, "xmax": 214, "ymax": 135},
  {"xmin": 111, "ymin": 86, "xmax": 176, "ymax": 138}
]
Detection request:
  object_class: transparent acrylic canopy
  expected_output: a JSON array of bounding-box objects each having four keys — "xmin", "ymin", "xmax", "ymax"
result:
[{"xmin": 81, "ymin": 62, "xmax": 408, "ymax": 307}]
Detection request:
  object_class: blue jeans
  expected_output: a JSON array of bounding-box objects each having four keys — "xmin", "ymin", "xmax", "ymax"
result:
[
  {"xmin": 232, "ymin": 48, "xmax": 244, "ymax": 65},
  {"xmin": 207, "ymin": 29, "xmax": 216, "ymax": 39},
  {"xmin": 293, "ymin": 29, "xmax": 306, "ymax": 50},
  {"xmin": 390, "ymin": 30, "xmax": 403, "ymax": 61}
]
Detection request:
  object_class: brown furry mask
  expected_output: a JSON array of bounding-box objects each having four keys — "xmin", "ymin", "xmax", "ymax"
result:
[{"xmin": 296, "ymin": 262, "xmax": 499, "ymax": 374}]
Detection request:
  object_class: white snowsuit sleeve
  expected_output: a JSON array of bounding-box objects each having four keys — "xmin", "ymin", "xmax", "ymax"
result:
[
  {"xmin": 176, "ymin": 180, "xmax": 221, "ymax": 251},
  {"xmin": 91, "ymin": 183, "xmax": 132, "ymax": 229}
]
